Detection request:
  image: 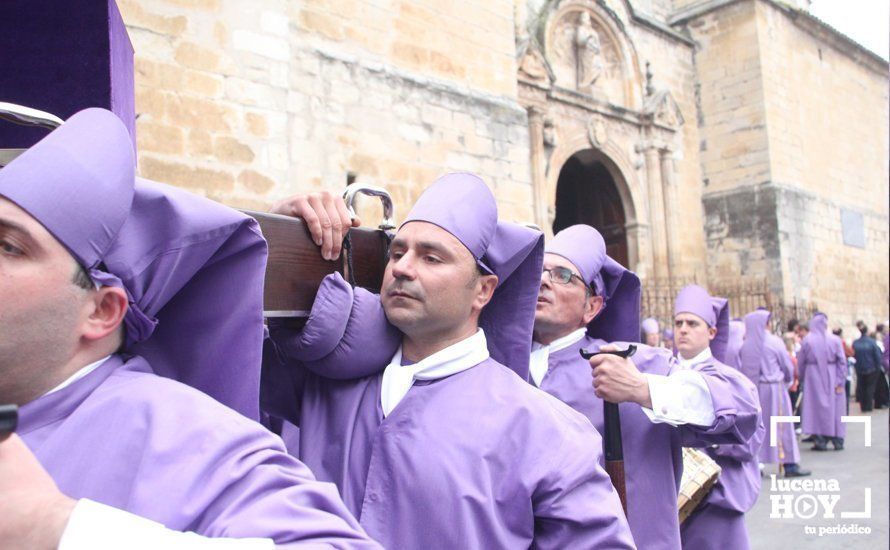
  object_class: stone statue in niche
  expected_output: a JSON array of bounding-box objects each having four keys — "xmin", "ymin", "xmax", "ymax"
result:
[
  {"xmin": 552, "ymin": 10, "xmax": 617, "ymax": 101},
  {"xmin": 574, "ymin": 12, "xmax": 604, "ymax": 90},
  {"xmin": 543, "ymin": 116, "xmax": 557, "ymax": 174}
]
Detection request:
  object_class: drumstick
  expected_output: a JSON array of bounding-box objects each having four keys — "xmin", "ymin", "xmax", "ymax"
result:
[{"xmin": 580, "ymin": 344, "xmax": 637, "ymax": 514}]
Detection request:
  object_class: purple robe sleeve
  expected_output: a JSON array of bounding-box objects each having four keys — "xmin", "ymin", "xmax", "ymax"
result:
[
  {"xmin": 182, "ymin": 425, "xmax": 381, "ymax": 548},
  {"xmin": 680, "ymin": 360, "xmax": 761, "ymax": 447},
  {"xmin": 261, "ymin": 273, "xmax": 400, "ymax": 425},
  {"xmin": 711, "ymin": 392, "xmax": 765, "ymax": 462},
  {"xmin": 531, "ymin": 415, "xmax": 636, "ymax": 549}
]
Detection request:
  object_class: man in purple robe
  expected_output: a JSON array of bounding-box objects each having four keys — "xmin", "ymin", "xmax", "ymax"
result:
[
  {"xmin": 739, "ymin": 310, "xmax": 810, "ymax": 477},
  {"xmin": 264, "ymin": 174, "xmax": 635, "ymax": 548},
  {"xmin": 642, "ymin": 317, "xmax": 662, "ymax": 347},
  {"xmin": 0, "ymin": 109, "xmax": 377, "ymax": 547},
  {"xmin": 798, "ymin": 312, "xmax": 847, "ymax": 451},
  {"xmin": 663, "ymin": 286, "xmax": 764, "ymax": 550},
  {"xmin": 529, "ymin": 225, "xmax": 761, "ymax": 550}
]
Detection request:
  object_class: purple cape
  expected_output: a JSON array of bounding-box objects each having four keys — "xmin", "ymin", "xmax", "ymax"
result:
[
  {"xmin": 19, "ymin": 355, "xmax": 378, "ymax": 547},
  {"xmin": 739, "ymin": 310, "xmax": 799, "ymax": 464},
  {"xmin": 798, "ymin": 313, "xmax": 847, "ymax": 438}
]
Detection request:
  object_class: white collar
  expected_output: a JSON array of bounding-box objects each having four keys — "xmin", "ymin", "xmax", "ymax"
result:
[
  {"xmin": 677, "ymin": 347, "xmax": 712, "ymax": 369},
  {"xmin": 529, "ymin": 328, "xmax": 587, "ymax": 387},
  {"xmin": 381, "ymin": 329, "xmax": 489, "ymax": 417},
  {"xmin": 42, "ymin": 355, "xmax": 112, "ymax": 398}
]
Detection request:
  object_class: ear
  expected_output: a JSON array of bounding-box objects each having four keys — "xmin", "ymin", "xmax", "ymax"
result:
[
  {"xmin": 582, "ymin": 294, "xmax": 604, "ymax": 325},
  {"xmin": 472, "ymin": 274, "xmax": 499, "ymax": 312},
  {"xmin": 708, "ymin": 326, "xmax": 718, "ymax": 342},
  {"xmin": 80, "ymin": 287, "xmax": 129, "ymax": 342}
]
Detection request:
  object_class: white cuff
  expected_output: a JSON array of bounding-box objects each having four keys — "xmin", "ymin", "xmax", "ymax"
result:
[
  {"xmin": 59, "ymin": 499, "xmax": 275, "ymax": 550},
  {"xmin": 641, "ymin": 371, "xmax": 716, "ymax": 427}
]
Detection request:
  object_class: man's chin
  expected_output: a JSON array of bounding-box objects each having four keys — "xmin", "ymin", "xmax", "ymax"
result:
[{"xmin": 382, "ymin": 305, "xmax": 420, "ymax": 330}]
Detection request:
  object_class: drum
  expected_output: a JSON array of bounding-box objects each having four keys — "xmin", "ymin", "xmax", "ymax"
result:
[{"xmin": 678, "ymin": 447, "xmax": 722, "ymax": 524}]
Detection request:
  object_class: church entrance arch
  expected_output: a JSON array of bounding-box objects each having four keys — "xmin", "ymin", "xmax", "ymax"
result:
[{"xmin": 553, "ymin": 148, "xmax": 629, "ymax": 267}]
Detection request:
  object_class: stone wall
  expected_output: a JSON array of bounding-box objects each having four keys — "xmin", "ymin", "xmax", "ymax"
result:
[
  {"xmin": 756, "ymin": 1, "xmax": 890, "ymax": 328},
  {"xmin": 681, "ymin": 0, "xmax": 889, "ymax": 328},
  {"xmin": 119, "ymin": 0, "xmax": 532, "ymax": 221}
]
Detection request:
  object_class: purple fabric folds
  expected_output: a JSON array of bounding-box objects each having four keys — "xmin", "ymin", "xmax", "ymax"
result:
[
  {"xmin": 273, "ymin": 272, "xmax": 400, "ymax": 377},
  {"xmin": 18, "ymin": 355, "xmax": 379, "ymax": 548}
]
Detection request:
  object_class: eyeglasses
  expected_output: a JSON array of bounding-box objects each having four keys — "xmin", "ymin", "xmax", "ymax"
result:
[{"xmin": 542, "ymin": 266, "xmax": 585, "ymax": 286}]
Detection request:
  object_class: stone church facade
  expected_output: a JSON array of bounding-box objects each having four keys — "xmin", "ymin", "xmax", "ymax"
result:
[{"xmin": 118, "ymin": 0, "xmax": 888, "ymax": 329}]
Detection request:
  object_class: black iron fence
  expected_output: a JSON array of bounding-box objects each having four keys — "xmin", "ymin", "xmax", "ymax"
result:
[{"xmin": 640, "ymin": 276, "xmax": 818, "ymax": 337}]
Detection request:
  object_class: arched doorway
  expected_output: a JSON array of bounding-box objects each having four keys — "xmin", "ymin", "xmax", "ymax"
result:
[{"xmin": 553, "ymin": 150, "xmax": 628, "ymax": 267}]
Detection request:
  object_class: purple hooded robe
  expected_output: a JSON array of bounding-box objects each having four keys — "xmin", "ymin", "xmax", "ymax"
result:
[
  {"xmin": 0, "ymin": 109, "xmax": 377, "ymax": 547},
  {"xmin": 672, "ymin": 287, "xmax": 764, "ymax": 550},
  {"xmin": 798, "ymin": 313, "xmax": 847, "ymax": 438},
  {"xmin": 739, "ymin": 310, "xmax": 800, "ymax": 465},
  {"xmin": 532, "ymin": 227, "xmax": 761, "ymax": 550},
  {"xmin": 264, "ymin": 174, "xmax": 635, "ymax": 549}
]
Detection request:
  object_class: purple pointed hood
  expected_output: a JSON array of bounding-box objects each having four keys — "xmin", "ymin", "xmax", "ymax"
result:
[
  {"xmin": 545, "ymin": 224, "xmax": 641, "ymax": 343},
  {"xmin": 0, "ymin": 108, "xmax": 134, "ymax": 269},
  {"xmin": 803, "ymin": 312, "xmax": 831, "ymax": 373},
  {"xmin": 402, "ymin": 173, "xmax": 543, "ymax": 380},
  {"xmin": 674, "ymin": 284, "xmax": 730, "ymax": 362},
  {"xmin": 0, "ymin": 109, "xmax": 267, "ymax": 420},
  {"xmin": 738, "ymin": 310, "xmax": 770, "ymax": 383},
  {"xmin": 641, "ymin": 318, "xmax": 660, "ymax": 335}
]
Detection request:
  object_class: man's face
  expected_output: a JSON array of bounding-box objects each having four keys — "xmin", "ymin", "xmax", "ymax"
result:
[
  {"xmin": 0, "ymin": 197, "xmax": 87, "ymax": 400},
  {"xmin": 673, "ymin": 312, "xmax": 716, "ymax": 359},
  {"xmin": 381, "ymin": 222, "xmax": 494, "ymax": 342},
  {"xmin": 533, "ymin": 253, "xmax": 602, "ymax": 343},
  {"xmin": 644, "ymin": 332, "xmax": 661, "ymax": 347}
]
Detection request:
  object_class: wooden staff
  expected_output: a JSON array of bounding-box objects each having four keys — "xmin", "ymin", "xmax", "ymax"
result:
[
  {"xmin": 0, "ymin": 404, "xmax": 17, "ymax": 443},
  {"xmin": 579, "ymin": 344, "xmax": 637, "ymax": 514}
]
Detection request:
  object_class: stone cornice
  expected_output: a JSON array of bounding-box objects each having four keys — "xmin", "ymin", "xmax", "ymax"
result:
[{"xmin": 669, "ymin": 0, "xmax": 889, "ymax": 75}]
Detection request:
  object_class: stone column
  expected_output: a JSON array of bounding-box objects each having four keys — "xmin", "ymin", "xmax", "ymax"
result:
[
  {"xmin": 644, "ymin": 144, "xmax": 670, "ymax": 281},
  {"xmin": 624, "ymin": 221, "xmax": 648, "ymax": 278},
  {"xmin": 660, "ymin": 146, "xmax": 679, "ymax": 281},
  {"xmin": 527, "ymin": 107, "xmax": 549, "ymax": 232}
]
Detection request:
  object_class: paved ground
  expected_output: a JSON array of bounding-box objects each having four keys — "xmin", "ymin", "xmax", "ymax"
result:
[{"xmin": 747, "ymin": 407, "xmax": 888, "ymax": 549}]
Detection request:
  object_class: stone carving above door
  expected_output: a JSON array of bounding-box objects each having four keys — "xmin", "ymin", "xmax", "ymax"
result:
[{"xmin": 548, "ymin": 7, "xmax": 624, "ymax": 104}]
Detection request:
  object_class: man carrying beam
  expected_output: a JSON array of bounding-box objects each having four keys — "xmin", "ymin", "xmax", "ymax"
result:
[{"xmin": 0, "ymin": 109, "xmax": 378, "ymax": 548}]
